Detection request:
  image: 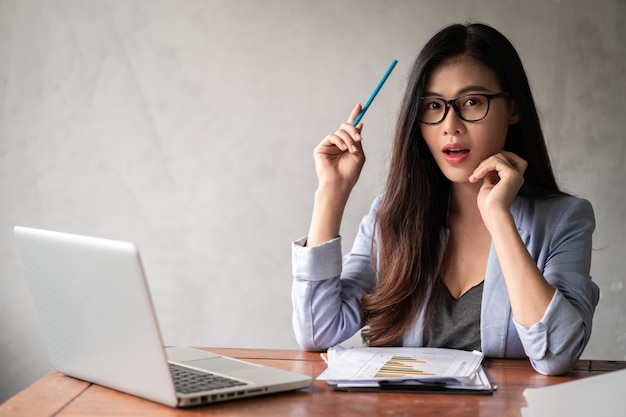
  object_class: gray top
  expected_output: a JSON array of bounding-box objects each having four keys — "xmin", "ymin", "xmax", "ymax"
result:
[{"xmin": 423, "ymin": 280, "xmax": 484, "ymax": 352}]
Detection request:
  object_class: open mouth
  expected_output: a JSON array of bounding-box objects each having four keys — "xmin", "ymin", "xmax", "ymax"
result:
[
  {"xmin": 442, "ymin": 146, "xmax": 470, "ymax": 164},
  {"xmin": 444, "ymin": 148, "xmax": 469, "ymax": 155}
]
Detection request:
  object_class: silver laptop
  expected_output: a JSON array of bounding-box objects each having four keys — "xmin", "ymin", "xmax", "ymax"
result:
[{"xmin": 14, "ymin": 226, "xmax": 312, "ymax": 407}]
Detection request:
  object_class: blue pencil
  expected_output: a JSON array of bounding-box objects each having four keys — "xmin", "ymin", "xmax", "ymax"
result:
[{"xmin": 352, "ymin": 59, "xmax": 398, "ymax": 126}]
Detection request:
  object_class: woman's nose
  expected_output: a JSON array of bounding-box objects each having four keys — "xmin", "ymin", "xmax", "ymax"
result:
[{"xmin": 442, "ymin": 104, "xmax": 465, "ymax": 135}]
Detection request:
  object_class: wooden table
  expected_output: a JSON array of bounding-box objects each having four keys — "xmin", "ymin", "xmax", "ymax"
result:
[{"xmin": 1, "ymin": 348, "xmax": 622, "ymax": 417}]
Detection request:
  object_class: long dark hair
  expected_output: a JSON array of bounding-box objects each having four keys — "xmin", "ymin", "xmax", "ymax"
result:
[{"xmin": 361, "ymin": 23, "xmax": 564, "ymax": 347}]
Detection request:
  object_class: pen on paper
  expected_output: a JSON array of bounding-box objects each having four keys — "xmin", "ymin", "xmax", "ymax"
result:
[{"xmin": 352, "ymin": 59, "xmax": 398, "ymax": 126}]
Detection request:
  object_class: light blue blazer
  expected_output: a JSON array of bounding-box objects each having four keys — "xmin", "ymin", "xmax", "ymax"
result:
[{"xmin": 291, "ymin": 195, "xmax": 599, "ymax": 375}]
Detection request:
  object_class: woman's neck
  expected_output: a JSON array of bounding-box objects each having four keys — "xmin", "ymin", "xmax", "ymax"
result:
[{"xmin": 448, "ymin": 181, "xmax": 483, "ymax": 221}]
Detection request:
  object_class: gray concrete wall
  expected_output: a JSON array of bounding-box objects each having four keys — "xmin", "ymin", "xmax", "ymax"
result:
[{"xmin": 1, "ymin": 0, "xmax": 624, "ymax": 401}]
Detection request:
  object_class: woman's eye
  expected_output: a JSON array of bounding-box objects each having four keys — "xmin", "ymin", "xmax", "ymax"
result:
[
  {"xmin": 462, "ymin": 96, "xmax": 483, "ymax": 107},
  {"xmin": 425, "ymin": 101, "xmax": 441, "ymax": 110}
]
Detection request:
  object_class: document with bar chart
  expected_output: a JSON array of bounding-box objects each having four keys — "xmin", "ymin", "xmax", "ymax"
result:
[{"xmin": 317, "ymin": 346, "xmax": 493, "ymax": 394}]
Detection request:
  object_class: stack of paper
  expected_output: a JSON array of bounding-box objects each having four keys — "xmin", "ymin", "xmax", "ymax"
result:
[
  {"xmin": 317, "ymin": 346, "xmax": 494, "ymax": 393},
  {"xmin": 522, "ymin": 368, "xmax": 626, "ymax": 416}
]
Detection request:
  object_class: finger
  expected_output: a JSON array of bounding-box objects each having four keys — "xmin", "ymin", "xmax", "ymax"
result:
[
  {"xmin": 319, "ymin": 106, "xmax": 364, "ymax": 155},
  {"xmin": 468, "ymin": 154, "xmax": 511, "ymax": 183},
  {"xmin": 500, "ymin": 151, "xmax": 528, "ymax": 172},
  {"xmin": 347, "ymin": 103, "xmax": 363, "ymax": 126},
  {"xmin": 481, "ymin": 170, "xmax": 500, "ymax": 188},
  {"xmin": 334, "ymin": 127, "xmax": 361, "ymax": 153},
  {"xmin": 338, "ymin": 121, "xmax": 363, "ymax": 142},
  {"xmin": 469, "ymin": 152, "xmax": 526, "ymax": 184},
  {"xmin": 320, "ymin": 133, "xmax": 349, "ymax": 152},
  {"xmin": 321, "ymin": 128, "xmax": 362, "ymax": 154}
]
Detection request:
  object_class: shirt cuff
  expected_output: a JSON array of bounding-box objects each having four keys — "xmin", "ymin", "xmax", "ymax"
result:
[
  {"xmin": 513, "ymin": 290, "xmax": 584, "ymax": 360},
  {"xmin": 292, "ymin": 236, "xmax": 343, "ymax": 281}
]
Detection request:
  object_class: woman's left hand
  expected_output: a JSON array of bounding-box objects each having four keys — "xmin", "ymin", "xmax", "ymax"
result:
[{"xmin": 469, "ymin": 151, "xmax": 527, "ymax": 222}]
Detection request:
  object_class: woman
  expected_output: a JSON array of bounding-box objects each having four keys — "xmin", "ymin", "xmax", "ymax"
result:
[{"xmin": 291, "ymin": 23, "xmax": 599, "ymax": 375}]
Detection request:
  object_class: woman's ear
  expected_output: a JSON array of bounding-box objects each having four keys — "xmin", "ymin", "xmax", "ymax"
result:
[{"xmin": 509, "ymin": 99, "xmax": 521, "ymax": 125}]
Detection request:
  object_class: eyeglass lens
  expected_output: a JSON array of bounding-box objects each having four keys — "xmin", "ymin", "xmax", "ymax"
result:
[{"xmin": 420, "ymin": 95, "xmax": 491, "ymax": 124}]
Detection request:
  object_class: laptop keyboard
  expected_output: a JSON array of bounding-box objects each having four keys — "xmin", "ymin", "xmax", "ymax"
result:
[{"xmin": 169, "ymin": 363, "xmax": 248, "ymax": 394}]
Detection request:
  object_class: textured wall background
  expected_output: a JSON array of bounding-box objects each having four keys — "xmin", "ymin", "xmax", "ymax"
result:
[{"xmin": 1, "ymin": 0, "xmax": 624, "ymax": 401}]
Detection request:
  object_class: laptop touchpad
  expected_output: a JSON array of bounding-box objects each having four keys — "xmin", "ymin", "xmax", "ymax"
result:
[{"xmin": 184, "ymin": 357, "xmax": 258, "ymax": 373}]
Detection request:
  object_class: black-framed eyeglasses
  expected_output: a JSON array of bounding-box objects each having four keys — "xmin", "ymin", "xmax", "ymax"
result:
[{"xmin": 419, "ymin": 92, "xmax": 510, "ymax": 124}]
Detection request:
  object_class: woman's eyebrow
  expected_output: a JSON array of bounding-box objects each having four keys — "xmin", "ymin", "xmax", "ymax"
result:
[{"xmin": 423, "ymin": 85, "xmax": 493, "ymax": 97}]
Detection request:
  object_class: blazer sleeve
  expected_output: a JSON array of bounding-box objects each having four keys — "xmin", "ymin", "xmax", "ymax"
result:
[
  {"xmin": 290, "ymin": 196, "xmax": 380, "ymax": 351},
  {"xmin": 514, "ymin": 197, "xmax": 599, "ymax": 375}
]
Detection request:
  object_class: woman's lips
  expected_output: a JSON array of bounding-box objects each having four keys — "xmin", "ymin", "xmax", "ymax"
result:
[{"xmin": 442, "ymin": 146, "xmax": 470, "ymax": 164}]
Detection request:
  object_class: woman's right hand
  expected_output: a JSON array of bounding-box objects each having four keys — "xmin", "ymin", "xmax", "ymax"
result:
[
  {"xmin": 306, "ymin": 104, "xmax": 367, "ymax": 247},
  {"xmin": 313, "ymin": 103, "xmax": 366, "ymax": 194}
]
